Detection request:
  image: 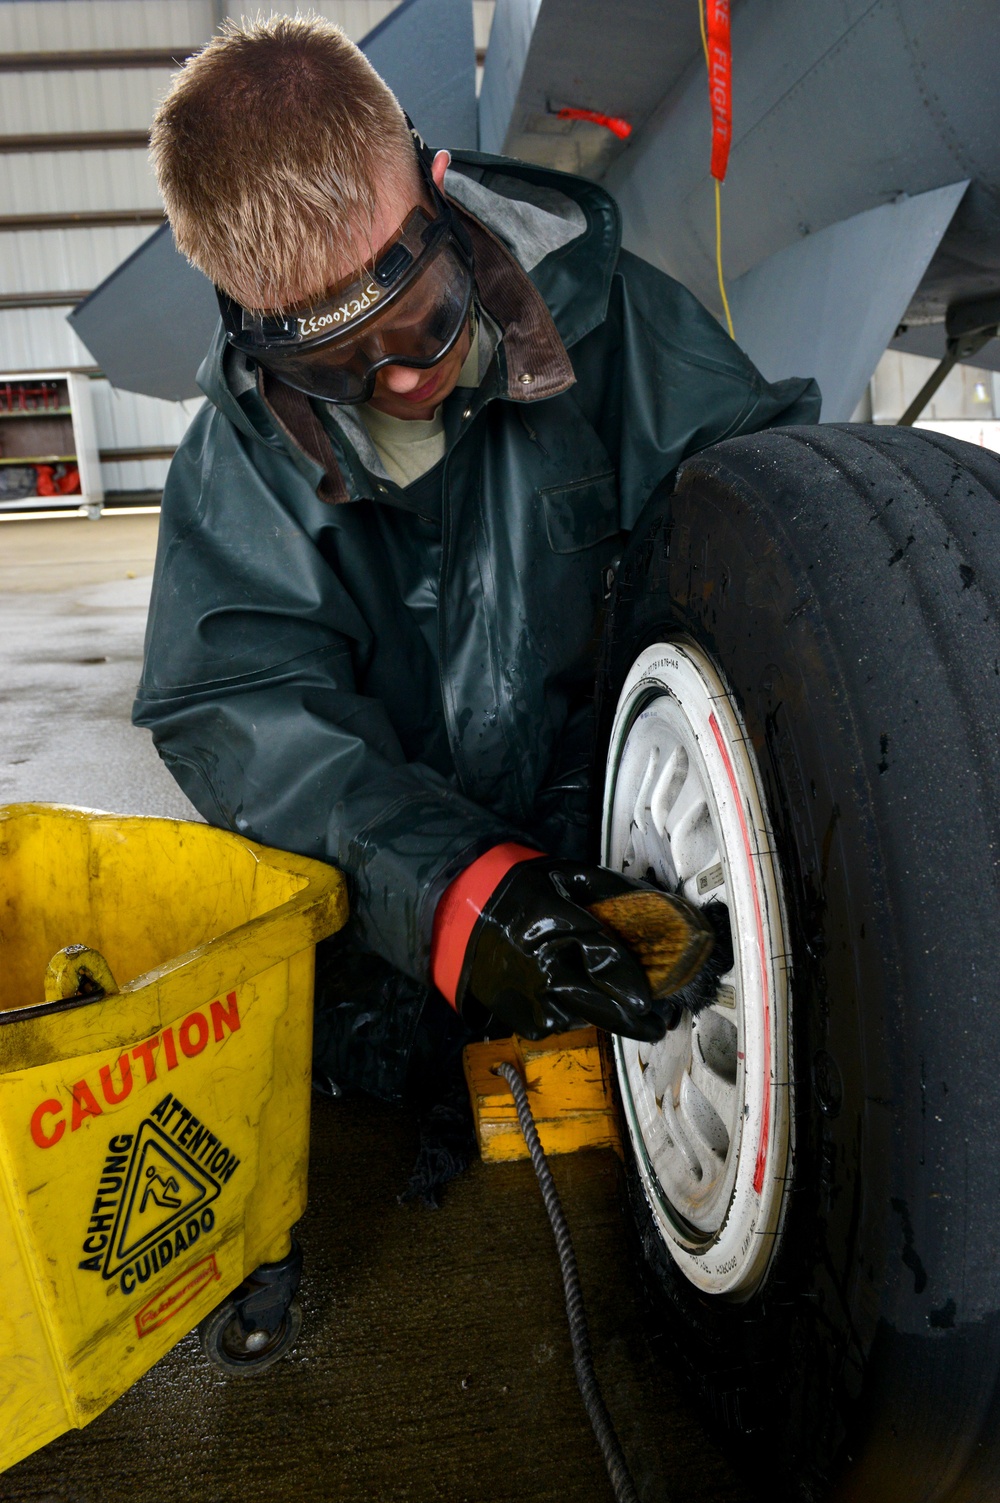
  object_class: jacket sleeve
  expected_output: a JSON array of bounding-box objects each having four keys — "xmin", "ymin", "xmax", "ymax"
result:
[
  {"xmin": 571, "ymin": 248, "xmax": 823, "ymax": 529},
  {"xmin": 132, "ymin": 408, "xmax": 520, "ymax": 983}
]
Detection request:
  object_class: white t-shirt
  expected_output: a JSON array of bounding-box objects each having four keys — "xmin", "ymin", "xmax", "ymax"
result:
[{"xmin": 357, "ymin": 318, "xmax": 484, "ymax": 490}]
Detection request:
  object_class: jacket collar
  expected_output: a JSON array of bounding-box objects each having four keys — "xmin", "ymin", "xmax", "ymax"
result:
[
  {"xmin": 445, "ymin": 153, "xmax": 621, "ymax": 352},
  {"xmin": 457, "ymin": 205, "xmax": 575, "ymax": 403},
  {"xmin": 196, "ymin": 156, "xmax": 622, "ymax": 505}
]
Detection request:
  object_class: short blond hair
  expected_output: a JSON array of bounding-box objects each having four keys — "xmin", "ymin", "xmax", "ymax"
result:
[{"xmin": 150, "ymin": 13, "xmax": 417, "ymax": 311}]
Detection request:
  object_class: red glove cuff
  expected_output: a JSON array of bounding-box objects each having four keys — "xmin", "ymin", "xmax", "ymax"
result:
[{"xmin": 431, "ymin": 842, "xmax": 544, "ymax": 1007}]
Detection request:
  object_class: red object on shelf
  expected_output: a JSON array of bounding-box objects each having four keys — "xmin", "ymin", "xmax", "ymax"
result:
[
  {"xmin": 0, "ymin": 381, "xmax": 62, "ymax": 413},
  {"xmin": 32, "ymin": 463, "xmax": 80, "ymax": 497},
  {"xmin": 556, "ymin": 107, "xmax": 632, "ymax": 140}
]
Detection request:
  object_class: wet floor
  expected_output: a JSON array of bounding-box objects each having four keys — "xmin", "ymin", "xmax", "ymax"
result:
[
  {"xmin": 0, "ymin": 516, "xmax": 763, "ymax": 1503},
  {"xmin": 2, "ymin": 1097, "xmax": 765, "ymax": 1503}
]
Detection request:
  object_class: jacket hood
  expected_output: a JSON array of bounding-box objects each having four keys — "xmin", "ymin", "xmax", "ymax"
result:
[
  {"xmin": 195, "ymin": 153, "xmax": 622, "ymax": 443},
  {"xmin": 444, "ymin": 151, "xmax": 622, "ymax": 350}
]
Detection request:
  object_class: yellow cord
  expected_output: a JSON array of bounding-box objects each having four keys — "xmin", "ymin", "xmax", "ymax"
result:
[
  {"xmin": 699, "ymin": 0, "xmax": 735, "ymax": 339},
  {"xmin": 715, "ymin": 178, "xmax": 734, "ymax": 338}
]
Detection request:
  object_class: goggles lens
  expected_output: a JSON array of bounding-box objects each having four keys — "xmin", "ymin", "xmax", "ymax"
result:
[{"xmin": 220, "ymin": 200, "xmax": 474, "ymax": 404}]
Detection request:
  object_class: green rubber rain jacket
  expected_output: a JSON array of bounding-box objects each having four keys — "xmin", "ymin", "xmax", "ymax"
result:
[{"xmin": 134, "ymin": 153, "xmax": 819, "ymax": 987}]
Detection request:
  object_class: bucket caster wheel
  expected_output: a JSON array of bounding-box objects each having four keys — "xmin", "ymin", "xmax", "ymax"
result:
[{"xmin": 198, "ymin": 1237, "xmax": 303, "ymax": 1375}]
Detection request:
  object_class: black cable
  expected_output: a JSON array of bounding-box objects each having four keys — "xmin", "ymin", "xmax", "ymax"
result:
[{"xmin": 496, "ymin": 1062, "xmax": 642, "ymax": 1503}]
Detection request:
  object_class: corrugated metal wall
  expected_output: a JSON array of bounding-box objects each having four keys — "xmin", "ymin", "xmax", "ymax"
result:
[{"xmin": 0, "ymin": 0, "xmax": 405, "ymax": 500}]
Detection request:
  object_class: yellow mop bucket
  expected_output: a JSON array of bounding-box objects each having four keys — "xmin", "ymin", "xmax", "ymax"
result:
[{"xmin": 0, "ymin": 804, "xmax": 347, "ymax": 1474}]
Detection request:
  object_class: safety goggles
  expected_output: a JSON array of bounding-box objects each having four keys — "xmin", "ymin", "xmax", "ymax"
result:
[{"xmin": 218, "ymin": 171, "xmax": 474, "ymax": 405}]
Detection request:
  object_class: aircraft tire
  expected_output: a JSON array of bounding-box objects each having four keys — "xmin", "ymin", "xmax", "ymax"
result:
[{"xmin": 596, "ymin": 424, "xmax": 1000, "ymax": 1501}]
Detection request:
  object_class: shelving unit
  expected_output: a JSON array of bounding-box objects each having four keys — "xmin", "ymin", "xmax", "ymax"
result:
[{"xmin": 0, "ymin": 372, "xmax": 103, "ymax": 515}]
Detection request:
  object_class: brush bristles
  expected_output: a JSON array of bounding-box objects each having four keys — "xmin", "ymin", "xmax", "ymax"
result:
[
  {"xmin": 667, "ymin": 901, "xmax": 734, "ymax": 1017},
  {"xmin": 588, "ymin": 890, "xmax": 714, "ymax": 999}
]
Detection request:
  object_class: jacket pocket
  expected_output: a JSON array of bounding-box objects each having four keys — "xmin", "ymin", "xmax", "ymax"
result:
[{"xmin": 539, "ymin": 470, "xmax": 619, "ymax": 553}]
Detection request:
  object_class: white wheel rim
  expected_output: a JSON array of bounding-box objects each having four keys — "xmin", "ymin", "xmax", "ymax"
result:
[{"xmin": 602, "ymin": 640, "xmax": 791, "ymax": 1298}]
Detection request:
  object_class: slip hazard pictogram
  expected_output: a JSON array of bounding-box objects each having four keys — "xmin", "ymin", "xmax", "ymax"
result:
[
  {"xmin": 103, "ymin": 1119, "xmax": 220, "ymax": 1278},
  {"xmin": 78, "ymin": 1092, "xmax": 240, "ymax": 1293}
]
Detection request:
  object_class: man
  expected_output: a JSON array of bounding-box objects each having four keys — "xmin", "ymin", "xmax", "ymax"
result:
[{"xmin": 136, "ymin": 16, "xmax": 818, "ymax": 1147}]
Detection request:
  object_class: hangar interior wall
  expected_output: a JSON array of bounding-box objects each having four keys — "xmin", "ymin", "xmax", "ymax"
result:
[
  {"xmin": 0, "ymin": 0, "xmax": 494, "ymax": 502},
  {"xmin": 10, "ymin": 0, "xmax": 990, "ymax": 480}
]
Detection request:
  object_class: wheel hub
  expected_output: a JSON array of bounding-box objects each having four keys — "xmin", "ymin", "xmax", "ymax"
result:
[{"xmin": 602, "ymin": 640, "xmax": 791, "ymax": 1297}]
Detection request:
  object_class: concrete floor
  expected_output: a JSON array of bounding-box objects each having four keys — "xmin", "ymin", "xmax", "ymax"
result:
[
  {"xmin": 0, "ymin": 514, "xmax": 762, "ymax": 1503},
  {"xmin": 0, "ymin": 511, "xmax": 192, "ymax": 819}
]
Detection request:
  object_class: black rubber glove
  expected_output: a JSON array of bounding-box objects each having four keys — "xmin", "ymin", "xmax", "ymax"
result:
[{"xmin": 455, "ymin": 859, "xmax": 670, "ymax": 1043}]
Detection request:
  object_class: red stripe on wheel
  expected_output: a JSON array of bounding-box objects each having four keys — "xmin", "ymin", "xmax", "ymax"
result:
[{"xmin": 709, "ymin": 712, "xmax": 771, "ymax": 1196}]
